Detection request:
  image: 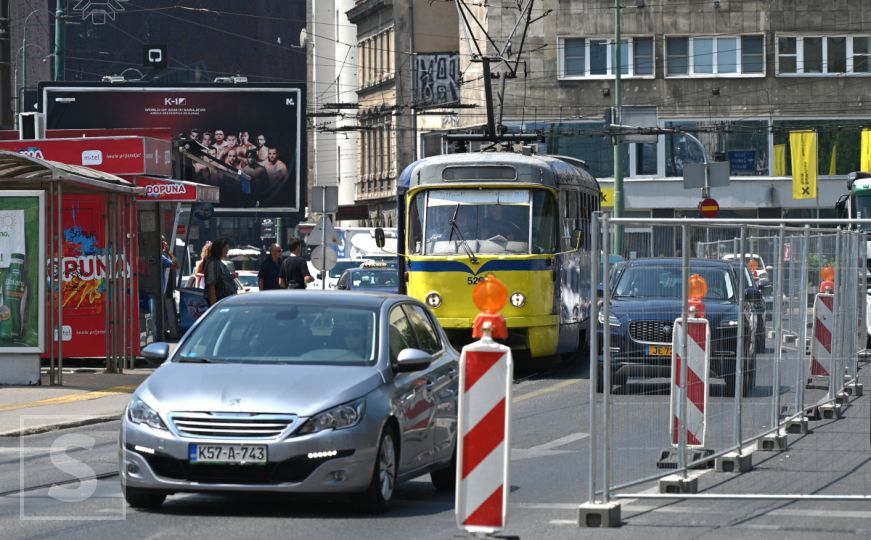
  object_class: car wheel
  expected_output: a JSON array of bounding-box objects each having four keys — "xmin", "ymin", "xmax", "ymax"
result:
[
  {"xmin": 123, "ymin": 485, "xmax": 166, "ymax": 509},
  {"xmin": 354, "ymin": 427, "xmax": 398, "ymax": 514},
  {"xmin": 430, "ymin": 447, "xmax": 456, "ymax": 491}
]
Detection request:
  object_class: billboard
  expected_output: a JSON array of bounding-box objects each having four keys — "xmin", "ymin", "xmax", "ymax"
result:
[
  {"xmin": 40, "ymin": 84, "xmax": 304, "ymax": 211},
  {"xmin": 0, "ymin": 192, "xmax": 45, "ymax": 353}
]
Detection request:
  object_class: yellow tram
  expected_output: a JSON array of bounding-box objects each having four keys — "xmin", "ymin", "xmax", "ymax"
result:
[{"xmin": 395, "ymin": 152, "xmax": 601, "ymax": 359}]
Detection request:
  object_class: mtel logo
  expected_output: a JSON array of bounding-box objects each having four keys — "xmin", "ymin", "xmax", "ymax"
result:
[
  {"xmin": 164, "ymin": 97, "xmax": 187, "ymax": 106},
  {"xmin": 17, "ymin": 147, "xmax": 44, "ymax": 160},
  {"xmin": 82, "ymin": 150, "xmax": 103, "ymax": 166}
]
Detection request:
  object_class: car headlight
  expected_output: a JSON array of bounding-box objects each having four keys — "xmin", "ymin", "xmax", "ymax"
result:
[
  {"xmin": 718, "ymin": 319, "xmax": 739, "ymax": 328},
  {"xmin": 127, "ymin": 397, "xmax": 168, "ymax": 431},
  {"xmin": 297, "ymin": 399, "xmax": 366, "ymax": 435},
  {"xmin": 597, "ymin": 308, "xmax": 621, "ymax": 327}
]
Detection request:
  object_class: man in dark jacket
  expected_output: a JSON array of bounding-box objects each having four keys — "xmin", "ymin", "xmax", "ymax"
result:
[
  {"xmin": 279, "ymin": 238, "xmax": 313, "ymax": 290},
  {"xmin": 258, "ymin": 243, "xmax": 283, "ymax": 290}
]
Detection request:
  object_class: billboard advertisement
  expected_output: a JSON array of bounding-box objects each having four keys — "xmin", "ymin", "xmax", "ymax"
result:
[
  {"xmin": 58, "ymin": 194, "xmax": 137, "ymax": 358},
  {"xmin": 0, "ymin": 192, "xmax": 45, "ymax": 353},
  {"xmin": 0, "ymin": 137, "xmax": 172, "ymax": 177},
  {"xmin": 40, "ymin": 84, "xmax": 304, "ymax": 211}
]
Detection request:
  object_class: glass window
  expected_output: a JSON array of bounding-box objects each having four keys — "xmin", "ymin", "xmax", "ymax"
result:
[
  {"xmin": 827, "ymin": 37, "xmax": 846, "ymax": 73},
  {"xmin": 532, "ymin": 189, "xmax": 558, "ymax": 253},
  {"xmin": 409, "ymin": 193, "xmax": 424, "ymax": 254},
  {"xmin": 590, "ymin": 39, "xmax": 608, "ymax": 75},
  {"xmin": 636, "ymin": 142, "xmax": 658, "ymax": 175},
  {"xmin": 403, "ymin": 305, "xmax": 441, "ymax": 354},
  {"xmin": 804, "ymin": 37, "xmax": 823, "ymax": 73},
  {"xmin": 693, "ymin": 37, "xmax": 714, "ymax": 73},
  {"xmin": 618, "ymin": 39, "xmax": 629, "ymax": 75},
  {"xmin": 855, "ymin": 37, "xmax": 871, "ymax": 73},
  {"xmin": 742, "ymin": 36, "xmax": 764, "ymax": 73},
  {"xmin": 774, "ymin": 119, "xmax": 864, "ymax": 175},
  {"xmin": 667, "ymin": 37, "xmax": 689, "ymax": 75},
  {"xmin": 665, "ymin": 122, "xmax": 704, "ymax": 177},
  {"xmin": 175, "ymin": 304, "xmax": 378, "ymax": 365},
  {"xmin": 778, "ymin": 37, "xmax": 797, "ymax": 73},
  {"xmin": 634, "ymin": 37, "xmax": 654, "ymax": 75},
  {"xmin": 717, "ymin": 37, "xmax": 738, "ymax": 73},
  {"xmin": 389, "ymin": 305, "xmax": 418, "ymax": 364},
  {"xmin": 564, "ymin": 38, "xmax": 585, "ymax": 76},
  {"xmin": 614, "ymin": 265, "xmax": 735, "ymax": 301}
]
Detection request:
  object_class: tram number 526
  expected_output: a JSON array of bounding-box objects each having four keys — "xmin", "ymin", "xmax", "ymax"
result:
[{"xmin": 467, "ymin": 276, "xmax": 486, "ymax": 285}]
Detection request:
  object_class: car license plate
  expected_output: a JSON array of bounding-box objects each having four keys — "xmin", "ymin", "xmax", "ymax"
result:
[
  {"xmin": 189, "ymin": 444, "xmax": 267, "ymax": 465},
  {"xmin": 648, "ymin": 345, "xmax": 672, "ymax": 356}
]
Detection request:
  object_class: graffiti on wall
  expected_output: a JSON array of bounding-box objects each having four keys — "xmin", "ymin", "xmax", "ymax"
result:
[{"xmin": 416, "ymin": 53, "xmax": 460, "ymax": 107}]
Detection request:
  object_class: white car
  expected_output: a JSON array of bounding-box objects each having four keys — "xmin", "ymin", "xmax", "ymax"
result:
[
  {"xmin": 236, "ymin": 270, "xmax": 260, "ymax": 293},
  {"xmin": 721, "ymin": 253, "xmax": 769, "ymax": 281},
  {"xmin": 307, "ymin": 259, "xmax": 372, "ymax": 290}
]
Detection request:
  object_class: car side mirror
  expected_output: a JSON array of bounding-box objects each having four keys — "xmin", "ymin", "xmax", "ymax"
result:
[
  {"xmin": 394, "ymin": 348, "xmax": 433, "ymax": 372},
  {"xmin": 765, "ymin": 265, "xmax": 774, "ymax": 273},
  {"xmin": 375, "ymin": 227, "xmax": 386, "ymax": 249},
  {"xmin": 142, "ymin": 342, "xmax": 170, "ymax": 366}
]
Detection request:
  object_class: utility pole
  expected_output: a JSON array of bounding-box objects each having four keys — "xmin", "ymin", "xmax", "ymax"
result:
[
  {"xmin": 612, "ymin": 0, "xmax": 624, "ymax": 255},
  {"xmin": 54, "ymin": 0, "xmax": 64, "ymax": 80}
]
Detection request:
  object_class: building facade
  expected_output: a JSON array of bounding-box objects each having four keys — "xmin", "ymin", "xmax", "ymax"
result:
[
  {"xmin": 419, "ymin": 0, "xmax": 871, "ymax": 255},
  {"xmin": 346, "ymin": 0, "xmax": 459, "ymax": 227}
]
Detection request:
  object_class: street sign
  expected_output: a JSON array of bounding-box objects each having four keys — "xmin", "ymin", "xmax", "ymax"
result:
[
  {"xmin": 310, "ymin": 185, "xmax": 339, "ymax": 214},
  {"xmin": 310, "ymin": 245, "xmax": 337, "ymax": 272},
  {"xmin": 683, "ymin": 162, "xmax": 731, "ymax": 189},
  {"xmin": 699, "ymin": 198, "xmax": 720, "ymax": 218},
  {"xmin": 307, "ymin": 215, "xmax": 338, "ymax": 246}
]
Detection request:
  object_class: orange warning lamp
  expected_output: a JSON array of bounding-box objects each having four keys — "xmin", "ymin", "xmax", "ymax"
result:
[
  {"xmin": 820, "ymin": 264, "xmax": 835, "ymax": 294},
  {"xmin": 472, "ymin": 275, "xmax": 509, "ymax": 339},
  {"xmin": 688, "ymin": 273, "xmax": 708, "ymax": 319}
]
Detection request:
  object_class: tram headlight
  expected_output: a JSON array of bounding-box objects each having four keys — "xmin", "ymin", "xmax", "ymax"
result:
[
  {"xmin": 425, "ymin": 291, "xmax": 442, "ymax": 309},
  {"xmin": 510, "ymin": 291, "xmax": 526, "ymax": 308}
]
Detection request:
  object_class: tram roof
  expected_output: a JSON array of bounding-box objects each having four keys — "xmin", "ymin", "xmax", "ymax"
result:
[{"xmin": 398, "ymin": 152, "xmax": 599, "ymax": 192}]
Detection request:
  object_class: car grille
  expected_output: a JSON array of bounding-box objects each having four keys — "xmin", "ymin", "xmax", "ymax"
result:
[
  {"xmin": 169, "ymin": 413, "xmax": 297, "ymax": 439},
  {"xmin": 628, "ymin": 320, "xmax": 674, "ymax": 344},
  {"xmin": 134, "ymin": 447, "xmax": 354, "ymax": 484}
]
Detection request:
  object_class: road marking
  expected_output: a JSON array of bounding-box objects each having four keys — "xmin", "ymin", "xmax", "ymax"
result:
[
  {"xmin": 513, "ymin": 379, "xmax": 579, "ymax": 403},
  {"xmin": 511, "ymin": 432, "xmax": 588, "ymax": 460},
  {"xmin": 0, "ymin": 384, "xmax": 138, "ymax": 413}
]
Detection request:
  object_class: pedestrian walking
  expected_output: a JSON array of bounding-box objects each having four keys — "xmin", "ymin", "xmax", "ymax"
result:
[
  {"xmin": 258, "ymin": 243, "xmax": 284, "ymax": 290},
  {"xmin": 204, "ymin": 238, "xmax": 239, "ymax": 306},
  {"xmin": 279, "ymin": 237, "xmax": 313, "ymax": 290}
]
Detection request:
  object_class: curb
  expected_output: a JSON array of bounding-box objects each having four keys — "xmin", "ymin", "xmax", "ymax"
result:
[{"xmin": 0, "ymin": 413, "xmax": 122, "ymax": 438}]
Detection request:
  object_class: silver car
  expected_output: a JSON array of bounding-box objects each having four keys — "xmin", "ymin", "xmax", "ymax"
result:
[{"xmin": 121, "ymin": 291, "xmax": 459, "ymax": 513}]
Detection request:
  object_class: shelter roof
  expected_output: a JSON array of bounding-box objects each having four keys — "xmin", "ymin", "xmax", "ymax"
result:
[{"xmin": 0, "ymin": 151, "xmax": 143, "ymax": 194}]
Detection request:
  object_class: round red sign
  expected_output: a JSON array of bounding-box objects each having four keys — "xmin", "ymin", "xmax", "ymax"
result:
[{"xmin": 699, "ymin": 197, "xmax": 720, "ymax": 218}]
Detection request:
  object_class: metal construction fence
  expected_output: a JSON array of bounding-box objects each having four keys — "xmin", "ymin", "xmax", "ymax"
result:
[{"xmin": 587, "ymin": 215, "xmax": 870, "ymax": 508}]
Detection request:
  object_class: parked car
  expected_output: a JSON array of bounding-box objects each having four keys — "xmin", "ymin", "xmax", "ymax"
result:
[
  {"xmin": 308, "ymin": 258, "xmax": 368, "ymax": 290},
  {"xmin": 121, "ymin": 291, "xmax": 459, "ymax": 513},
  {"xmin": 721, "ymin": 253, "xmax": 770, "ymax": 281},
  {"xmin": 236, "ymin": 270, "xmax": 259, "ymax": 293},
  {"xmin": 597, "ymin": 258, "xmax": 758, "ymax": 397},
  {"xmin": 336, "ymin": 265, "xmax": 401, "ymax": 293}
]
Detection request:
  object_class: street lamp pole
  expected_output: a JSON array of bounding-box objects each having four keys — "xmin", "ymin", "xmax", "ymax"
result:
[
  {"xmin": 54, "ymin": 0, "xmax": 65, "ymax": 80},
  {"xmin": 20, "ymin": 9, "xmax": 42, "ymax": 116},
  {"xmin": 612, "ymin": 0, "xmax": 624, "ymax": 255}
]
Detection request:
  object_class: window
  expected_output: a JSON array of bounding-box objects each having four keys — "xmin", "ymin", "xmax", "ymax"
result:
[
  {"xmin": 666, "ymin": 35, "xmax": 765, "ymax": 76},
  {"xmin": 389, "ymin": 306, "xmax": 418, "ymax": 364},
  {"xmin": 403, "ymin": 305, "xmax": 441, "ymax": 354},
  {"xmin": 559, "ymin": 36, "xmax": 654, "ymax": 78},
  {"xmin": 778, "ymin": 35, "xmax": 871, "ymax": 75}
]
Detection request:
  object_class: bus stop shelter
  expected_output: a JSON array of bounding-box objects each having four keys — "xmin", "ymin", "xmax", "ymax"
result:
[{"xmin": 0, "ymin": 151, "xmax": 144, "ymax": 386}]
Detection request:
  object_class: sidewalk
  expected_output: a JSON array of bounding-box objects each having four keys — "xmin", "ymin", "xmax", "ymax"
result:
[{"xmin": 0, "ymin": 368, "xmax": 153, "ymax": 437}]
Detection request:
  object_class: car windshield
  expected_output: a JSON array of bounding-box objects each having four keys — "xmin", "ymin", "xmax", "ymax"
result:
[
  {"xmin": 175, "ymin": 303, "xmax": 378, "ymax": 365},
  {"xmin": 350, "ymin": 270, "xmax": 399, "ymax": 289},
  {"xmin": 237, "ymin": 274, "xmax": 258, "ymax": 287},
  {"xmin": 614, "ymin": 265, "xmax": 736, "ymax": 301}
]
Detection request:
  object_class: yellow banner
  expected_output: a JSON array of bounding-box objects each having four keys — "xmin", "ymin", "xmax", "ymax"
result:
[
  {"xmin": 600, "ymin": 186, "xmax": 615, "ymax": 208},
  {"xmin": 774, "ymin": 144, "xmax": 786, "ymax": 176},
  {"xmin": 790, "ymin": 130, "xmax": 817, "ymax": 199},
  {"xmin": 862, "ymin": 129, "xmax": 871, "ymax": 173},
  {"xmin": 829, "ymin": 143, "xmax": 837, "ymax": 175}
]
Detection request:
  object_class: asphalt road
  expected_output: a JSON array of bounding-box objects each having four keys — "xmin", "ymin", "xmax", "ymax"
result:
[{"xmin": 2, "ymin": 342, "xmax": 869, "ymax": 539}]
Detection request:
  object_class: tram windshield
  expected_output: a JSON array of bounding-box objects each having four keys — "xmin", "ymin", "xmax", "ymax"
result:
[{"xmin": 409, "ymin": 188, "xmax": 558, "ymax": 255}]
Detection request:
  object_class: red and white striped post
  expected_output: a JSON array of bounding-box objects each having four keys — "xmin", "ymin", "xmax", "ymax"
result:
[
  {"xmin": 669, "ymin": 317, "xmax": 710, "ymax": 448},
  {"xmin": 456, "ymin": 275, "xmax": 513, "ymax": 534},
  {"xmin": 810, "ymin": 293, "xmax": 834, "ymax": 379}
]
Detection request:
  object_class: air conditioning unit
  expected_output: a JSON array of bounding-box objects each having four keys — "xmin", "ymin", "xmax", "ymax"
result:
[{"xmin": 18, "ymin": 112, "xmax": 46, "ymax": 140}]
